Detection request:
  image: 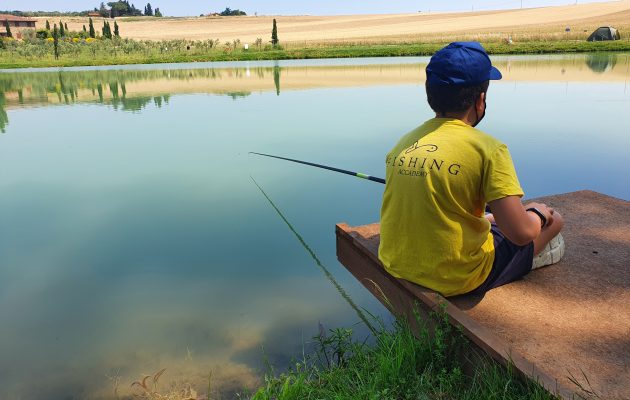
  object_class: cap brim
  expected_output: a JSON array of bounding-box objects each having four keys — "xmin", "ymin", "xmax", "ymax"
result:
[{"xmin": 489, "ymin": 66, "xmax": 502, "ymax": 80}]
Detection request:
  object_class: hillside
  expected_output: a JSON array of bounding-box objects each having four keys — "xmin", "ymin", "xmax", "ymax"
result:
[{"xmin": 34, "ymin": 0, "xmax": 630, "ymax": 43}]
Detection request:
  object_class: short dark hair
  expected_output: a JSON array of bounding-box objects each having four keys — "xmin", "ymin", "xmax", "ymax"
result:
[{"xmin": 425, "ymin": 80, "xmax": 489, "ymax": 115}]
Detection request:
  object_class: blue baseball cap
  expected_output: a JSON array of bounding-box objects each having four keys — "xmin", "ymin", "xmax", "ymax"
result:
[{"xmin": 426, "ymin": 42, "xmax": 502, "ymax": 86}]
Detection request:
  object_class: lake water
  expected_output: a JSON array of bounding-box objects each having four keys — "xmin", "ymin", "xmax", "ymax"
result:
[{"xmin": 1, "ymin": 53, "xmax": 629, "ymax": 399}]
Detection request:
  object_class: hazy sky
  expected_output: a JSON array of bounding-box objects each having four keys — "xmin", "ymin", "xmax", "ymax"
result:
[{"xmin": 0, "ymin": 0, "xmax": 616, "ymax": 16}]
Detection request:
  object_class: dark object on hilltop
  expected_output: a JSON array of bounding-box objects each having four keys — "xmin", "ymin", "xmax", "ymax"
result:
[
  {"xmin": 98, "ymin": 3, "xmax": 108, "ymax": 17},
  {"xmin": 106, "ymin": 1, "xmax": 160, "ymax": 17},
  {"xmin": 220, "ymin": 7, "xmax": 246, "ymax": 16},
  {"xmin": 108, "ymin": 1, "xmax": 142, "ymax": 17},
  {"xmin": 587, "ymin": 26, "xmax": 620, "ymax": 41},
  {"xmin": 271, "ymin": 18, "xmax": 278, "ymax": 46}
]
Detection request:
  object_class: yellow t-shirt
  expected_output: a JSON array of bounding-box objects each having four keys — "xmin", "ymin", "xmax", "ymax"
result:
[{"xmin": 378, "ymin": 118, "xmax": 524, "ymax": 297}]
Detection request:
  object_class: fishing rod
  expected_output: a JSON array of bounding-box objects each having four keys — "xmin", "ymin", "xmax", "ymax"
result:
[
  {"xmin": 250, "ymin": 151, "xmax": 493, "ymax": 213},
  {"xmin": 249, "ymin": 152, "xmax": 385, "ymax": 184}
]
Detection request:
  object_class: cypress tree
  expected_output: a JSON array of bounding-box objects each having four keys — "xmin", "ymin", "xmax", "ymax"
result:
[
  {"xmin": 59, "ymin": 20, "xmax": 65, "ymax": 36},
  {"xmin": 154, "ymin": 8, "xmax": 162, "ymax": 17},
  {"xmin": 102, "ymin": 21, "xmax": 112, "ymax": 39},
  {"xmin": 271, "ymin": 19, "xmax": 278, "ymax": 46},
  {"xmin": 64, "ymin": 22, "xmax": 68, "ymax": 32},
  {"xmin": 114, "ymin": 21, "xmax": 119, "ymax": 37},
  {"xmin": 88, "ymin": 17, "xmax": 95, "ymax": 38},
  {"xmin": 45, "ymin": 20, "xmax": 50, "ymax": 30},
  {"xmin": 145, "ymin": 3, "xmax": 153, "ymax": 16},
  {"xmin": 53, "ymin": 24, "xmax": 59, "ymax": 59},
  {"xmin": 83, "ymin": 25, "xmax": 86, "ymax": 32},
  {"xmin": 4, "ymin": 19, "xmax": 12, "ymax": 38}
]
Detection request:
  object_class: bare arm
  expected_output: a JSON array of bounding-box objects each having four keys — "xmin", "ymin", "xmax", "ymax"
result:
[
  {"xmin": 488, "ymin": 196, "xmax": 554, "ymax": 246},
  {"xmin": 484, "ymin": 213, "xmax": 495, "ymax": 224}
]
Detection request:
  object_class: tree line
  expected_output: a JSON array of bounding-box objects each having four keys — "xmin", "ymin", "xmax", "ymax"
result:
[
  {"xmin": 1, "ymin": 2, "xmax": 162, "ymax": 18},
  {"xmin": 35, "ymin": 18, "xmax": 120, "ymax": 41},
  {"xmin": 219, "ymin": 7, "xmax": 246, "ymax": 16},
  {"xmin": 96, "ymin": 2, "xmax": 162, "ymax": 17},
  {"xmin": 1, "ymin": 10, "xmax": 89, "ymax": 17}
]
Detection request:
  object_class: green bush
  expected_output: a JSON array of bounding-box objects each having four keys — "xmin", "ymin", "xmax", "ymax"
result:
[
  {"xmin": 74, "ymin": 30, "xmax": 90, "ymax": 39},
  {"xmin": 36, "ymin": 29, "xmax": 50, "ymax": 39}
]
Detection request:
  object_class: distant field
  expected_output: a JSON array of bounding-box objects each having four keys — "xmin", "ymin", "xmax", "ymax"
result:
[
  {"xmin": 3, "ymin": 0, "xmax": 627, "ymax": 69},
  {"xmin": 35, "ymin": 0, "xmax": 630, "ymax": 44}
]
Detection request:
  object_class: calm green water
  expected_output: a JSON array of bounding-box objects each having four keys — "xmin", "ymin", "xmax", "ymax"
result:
[{"xmin": 1, "ymin": 53, "xmax": 629, "ymax": 399}]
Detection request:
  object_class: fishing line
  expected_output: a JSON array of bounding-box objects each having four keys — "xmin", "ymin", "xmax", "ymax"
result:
[{"xmin": 250, "ymin": 176, "xmax": 377, "ymax": 335}]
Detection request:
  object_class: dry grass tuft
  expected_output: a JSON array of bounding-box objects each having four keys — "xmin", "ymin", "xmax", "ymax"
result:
[{"xmin": 131, "ymin": 368, "xmax": 199, "ymax": 400}]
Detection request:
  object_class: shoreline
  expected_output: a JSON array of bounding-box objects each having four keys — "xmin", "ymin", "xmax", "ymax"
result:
[{"xmin": 1, "ymin": 40, "xmax": 630, "ymax": 70}]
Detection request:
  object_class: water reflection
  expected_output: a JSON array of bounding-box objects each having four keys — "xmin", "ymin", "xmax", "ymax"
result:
[
  {"xmin": 226, "ymin": 91, "xmax": 252, "ymax": 100},
  {"xmin": 585, "ymin": 53, "xmax": 618, "ymax": 73},
  {"xmin": 2, "ymin": 53, "xmax": 629, "ymax": 133},
  {"xmin": 0, "ymin": 92, "xmax": 7, "ymax": 133},
  {"xmin": 274, "ymin": 65, "xmax": 281, "ymax": 96}
]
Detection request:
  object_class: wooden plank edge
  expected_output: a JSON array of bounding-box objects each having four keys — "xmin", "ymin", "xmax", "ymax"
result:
[{"xmin": 335, "ymin": 222, "xmax": 580, "ymax": 400}]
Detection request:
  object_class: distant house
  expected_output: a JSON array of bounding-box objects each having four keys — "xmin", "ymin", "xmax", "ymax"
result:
[{"xmin": 0, "ymin": 14, "xmax": 37, "ymax": 38}]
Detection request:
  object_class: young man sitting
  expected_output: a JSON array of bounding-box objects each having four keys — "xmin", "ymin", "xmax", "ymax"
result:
[{"xmin": 379, "ymin": 42, "xmax": 564, "ymax": 297}]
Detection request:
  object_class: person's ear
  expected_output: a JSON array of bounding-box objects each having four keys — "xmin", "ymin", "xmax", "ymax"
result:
[{"xmin": 477, "ymin": 92, "xmax": 486, "ymax": 110}]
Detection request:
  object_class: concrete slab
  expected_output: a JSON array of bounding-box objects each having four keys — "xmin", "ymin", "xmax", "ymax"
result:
[{"xmin": 336, "ymin": 190, "xmax": 629, "ymax": 400}]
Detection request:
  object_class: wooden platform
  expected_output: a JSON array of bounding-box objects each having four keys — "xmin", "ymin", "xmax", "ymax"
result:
[{"xmin": 336, "ymin": 190, "xmax": 629, "ymax": 400}]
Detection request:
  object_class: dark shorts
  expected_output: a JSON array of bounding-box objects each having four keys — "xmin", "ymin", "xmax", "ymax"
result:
[{"xmin": 470, "ymin": 223, "xmax": 534, "ymax": 295}]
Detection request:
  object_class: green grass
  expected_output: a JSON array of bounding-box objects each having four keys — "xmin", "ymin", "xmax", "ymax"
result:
[
  {"xmin": 1, "ymin": 38, "xmax": 630, "ymax": 69},
  {"xmin": 251, "ymin": 311, "xmax": 557, "ymax": 400}
]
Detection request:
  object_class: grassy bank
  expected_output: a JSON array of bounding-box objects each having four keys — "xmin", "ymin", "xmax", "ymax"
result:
[
  {"xmin": 1, "ymin": 37, "xmax": 630, "ymax": 69},
  {"xmin": 251, "ymin": 313, "xmax": 557, "ymax": 400},
  {"xmin": 243, "ymin": 177, "xmax": 558, "ymax": 400}
]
